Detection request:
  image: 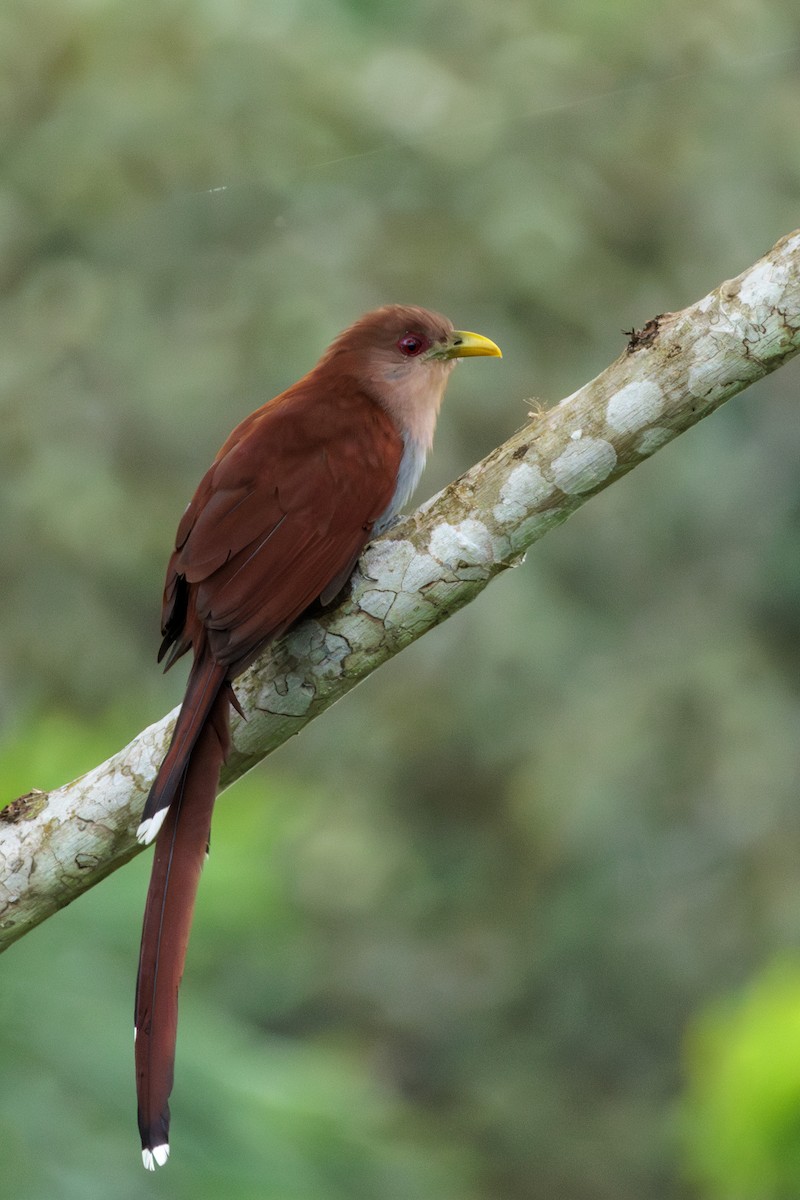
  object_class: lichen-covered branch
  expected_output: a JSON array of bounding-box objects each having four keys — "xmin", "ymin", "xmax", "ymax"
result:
[{"xmin": 2, "ymin": 229, "xmax": 799, "ymax": 952}]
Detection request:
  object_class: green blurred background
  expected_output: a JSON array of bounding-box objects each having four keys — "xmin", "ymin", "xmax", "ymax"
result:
[{"xmin": 2, "ymin": 1, "xmax": 800, "ymax": 1196}]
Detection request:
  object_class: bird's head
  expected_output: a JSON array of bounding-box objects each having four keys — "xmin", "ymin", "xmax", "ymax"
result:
[{"xmin": 322, "ymin": 304, "xmax": 502, "ymax": 450}]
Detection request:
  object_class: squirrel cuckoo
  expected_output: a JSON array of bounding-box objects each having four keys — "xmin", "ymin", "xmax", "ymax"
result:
[{"xmin": 134, "ymin": 304, "xmax": 501, "ymax": 1169}]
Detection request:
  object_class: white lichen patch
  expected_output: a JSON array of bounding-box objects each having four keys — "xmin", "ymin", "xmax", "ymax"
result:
[
  {"xmin": 122, "ymin": 714, "xmax": 175, "ymax": 777},
  {"xmin": 429, "ymin": 519, "xmax": 494, "ymax": 570},
  {"xmin": 706, "ymin": 302, "xmax": 744, "ymax": 339},
  {"xmin": 606, "ymin": 381, "xmax": 665, "ymax": 435},
  {"xmin": 360, "ymin": 539, "xmax": 417, "ymax": 590},
  {"xmin": 342, "ymin": 611, "xmax": 386, "ymax": 653},
  {"xmin": 570, "ymin": 428, "xmax": 582, "ymax": 440},
  {"xmin": 493, "ymin": 463, "xmax": 555, "ymax": 524},
  {"xmin": 311, "ymin": 633, "xmax": 350, "ymax": 673},
  {"xmin": 286, "ymin": 622, "xmax": 346, "ymax": 669},
  {"xmin": 686, "ymin": 350, "xmax": 732, "ymax": 401},
  {"xmin": 635, "ymin": 425, "xmax": 674, "ymax": 455},
  {"xmin": 256, "ymin": 672, "xmax": 315, "ymax": 716},
  {"xmin": 738, "ymin": 256, "xmax": 789, "ymax": 311},
  {"xmin": 382, "ymin": 588, "xmax": 435, "ymax": 629},
  {"xmin": 551, "ymin": 438, "xmax": 616, "ymax": 495},
  {"xmin": 402, "ymin": 552, "xmax": 443, "ymax": 593},
  {"xmin": 359, "ymin": 589, "xmax": 395, "ymax": 620}
]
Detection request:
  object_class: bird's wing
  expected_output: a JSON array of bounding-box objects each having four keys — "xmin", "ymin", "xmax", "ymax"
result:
[{"xmin": 160, "ymin": 384, "xmax": 403, "ymax": 672}]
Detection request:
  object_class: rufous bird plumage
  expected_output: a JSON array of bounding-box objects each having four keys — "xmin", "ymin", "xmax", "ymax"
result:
[{"xmin": 134, "ymin": 304, "xmax": 501, "ymax": 1169}]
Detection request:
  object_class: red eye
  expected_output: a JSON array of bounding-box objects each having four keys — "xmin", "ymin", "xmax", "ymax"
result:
[{"xmin": 397, "ymin": 332, "xmax": 430, "ymax": 357}]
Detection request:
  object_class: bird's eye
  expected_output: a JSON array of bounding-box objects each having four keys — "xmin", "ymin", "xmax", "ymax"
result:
[{"xmin": 397, "ymin": 332, "xmax": 430, "ymax": 357}]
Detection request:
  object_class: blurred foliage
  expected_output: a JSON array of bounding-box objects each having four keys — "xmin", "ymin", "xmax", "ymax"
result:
[
  {"xmin": 2, "ymin": 0, "xmax": 800, "ymax": 1196},
  {"xmin": 681, "ymin": 962, "xmax": 800, "ymax": 1198}
]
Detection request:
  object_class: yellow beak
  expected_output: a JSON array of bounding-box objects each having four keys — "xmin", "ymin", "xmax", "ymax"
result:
[{"xmin": 440, "ymin": 330, "xmax": 503, "ymax": 360}]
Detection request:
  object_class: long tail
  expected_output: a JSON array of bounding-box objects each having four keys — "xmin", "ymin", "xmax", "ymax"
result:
[
  {"xmin": 137, "ymin": 653, "xmax": 227, "ymax": 845},
  {"xmin": 134, "ymin": 684, "xmax": 230, "ymax": 1171}
]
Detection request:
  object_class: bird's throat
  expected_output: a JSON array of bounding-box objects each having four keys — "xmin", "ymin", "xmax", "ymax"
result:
[{"xmin": 374, "ymin": 431, "xmax": 428, "ymax": 533}]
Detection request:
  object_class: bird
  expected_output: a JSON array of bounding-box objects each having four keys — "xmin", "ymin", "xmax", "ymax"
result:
[{"xmin": 133, "ymin": 303, "xmax": 502, "ymax": 1170}]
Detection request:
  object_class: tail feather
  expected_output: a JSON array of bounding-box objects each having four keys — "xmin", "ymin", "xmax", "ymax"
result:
[
  {"xmin": 135, "ymin": 685, "xmax": 230, "ymax": 1170},
  {"xmin": 137, "ymin": 654, "xmax": 227, "ymax": 845}
]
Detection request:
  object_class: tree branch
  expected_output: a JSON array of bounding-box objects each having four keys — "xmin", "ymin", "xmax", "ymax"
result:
[{"xmin": 3, "ymin": 229, "xmax": 800, "ymax": 953}]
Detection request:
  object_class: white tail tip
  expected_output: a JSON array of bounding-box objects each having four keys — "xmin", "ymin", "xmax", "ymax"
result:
[
  {"xmin": 136, "ymin": 807, "xmax": 169, "ymax": 846},
  {"xmin": 142, "ymin": 1143, "xmax": 170, "ymax": 1170}
]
